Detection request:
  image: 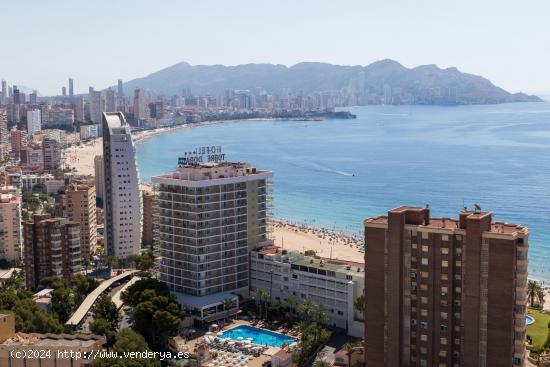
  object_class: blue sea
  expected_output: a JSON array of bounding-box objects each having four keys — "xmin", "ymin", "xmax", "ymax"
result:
[{"xmin": 136, "ymin": 103, "xmax": 550, "ymax": 281}]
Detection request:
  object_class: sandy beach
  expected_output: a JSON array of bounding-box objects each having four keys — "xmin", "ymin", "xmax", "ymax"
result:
[{"xmin": 271, "ymin": 220, "xmax": 364, "ymax": 263}]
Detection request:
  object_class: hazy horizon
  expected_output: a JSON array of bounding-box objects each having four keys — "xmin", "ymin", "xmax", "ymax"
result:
[{"xmin": 1, "ymin": 0, "xmax": 549, "ymax": 96}]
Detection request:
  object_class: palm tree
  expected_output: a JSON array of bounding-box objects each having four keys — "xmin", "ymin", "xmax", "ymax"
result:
[
  {"xmin": 297, "ymin": 299, "xmax": 314, "ymax": 321},
  {"xmin": 528, "ymin": 280, "xmax": 541, "ymax": 306},
  {"xmin": 342, "ymin": 342, "xmax": 358, "ymax": 367},
  {"xmin": 222, "ymin": 298, "xmax": 234, "ymax": 313},
  {"xmin": 353, "ymin": 294, "xmax": 364, "ymax": 314},
  {"xmin": 256, "ymin": 289, "xmax": 271, "ymax": 319}
]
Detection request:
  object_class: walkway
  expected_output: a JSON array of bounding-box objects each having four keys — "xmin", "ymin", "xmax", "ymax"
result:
[
  {"xmin": 66, "ymin": 270, "xmax": 138, "ymax": 326},
  {"xmin": 112, "ymin": 276, "xmax": 140, "ymax": 309}
]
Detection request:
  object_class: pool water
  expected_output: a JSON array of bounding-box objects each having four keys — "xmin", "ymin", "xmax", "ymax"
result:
[
  {"xmin": 526, "ymin": 315, "xmax": 535, "ymax": 326},
  {"xmin": 219, "ymin": 325, "xmax": 295, "ymax": 347}
]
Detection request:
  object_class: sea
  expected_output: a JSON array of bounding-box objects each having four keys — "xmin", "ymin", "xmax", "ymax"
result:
[{"xmin": 135, "ymin": 103, "xmax": 550, "ymax": 281}]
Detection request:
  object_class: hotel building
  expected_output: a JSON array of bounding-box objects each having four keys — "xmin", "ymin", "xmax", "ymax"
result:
[
  {"xmin": 142, "ymin": 189, "xmax": 157, "ymax": 246},
  {"xmin": 42, "ymin": 138, "xmax": 61, "ymax": 171},
  {"xmin": 23, "ymin": 214, "xmax": 82, "ymax": 289},
  {"xmin": 102, "ymin": 112, "xmax": 142, "ymax": 260},
  {"xmin": 0, "ymin": 187, "xmax": 22, "ymax": 262},
  {"xmin": 364, "ymin": 206, "xmax": 528, "ymax": 367},
  {"xmin": 152, "ymin": 159, "xmax": 272, "ymax": 320},
  {"xmin": 250, "ymin": 245, "xmax": 365, "ymax": 337}
]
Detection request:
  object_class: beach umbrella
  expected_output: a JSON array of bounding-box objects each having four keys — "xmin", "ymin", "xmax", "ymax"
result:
[
  {"xmin": 206, "ymin": 332, "xmax": 213, "ymax": 335},
  {"xmin": 244, "ymin": 340, "xmax": 251, "ymax": 344},
  {"xmin": 217, "ymin": 332, "xmax": 224, "ymax": 336},
  {"xmin": 237, "ymin": 336, "xmax": 244, "ymax": 340},
  {"xmin": 246, "ymin": 337, "xmax": 253, "ymax": 341}
]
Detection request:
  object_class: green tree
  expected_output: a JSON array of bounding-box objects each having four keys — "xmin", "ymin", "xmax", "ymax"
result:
[
  {"xmin": 312, "ymin": 360, "xmax": 330, "ymax": 367},
  {"xmin": 92, "ymin": 294, "xmax": 119, "ymax": 329},
  {"xmin": 133, "ymin": 250, "xmax": 155, "ymax": 271},
  {"xmin": 94, "ymin": 328, "xmax": 160, "ymax": 367},
  {"xmin": 90, "ymin": 318, "xmax": 116, "ymax": 346},
  {"xmin": 50, "ymin": 288, "xmax": 76, "ymax": 323},
  {"xmin": 528, "ymin": 280, "xmax": 542, "ymax": 306},
  {"xmin": 152, "ymin": 310, "xmax": 180, "ymax": 348},
  {"xmin": 353, "ymin": 294, "xmax": 364, "ymax": 314}
]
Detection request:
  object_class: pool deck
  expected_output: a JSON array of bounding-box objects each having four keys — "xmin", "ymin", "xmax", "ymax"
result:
[{"xmin": 184, "ymin": 320, "xmax": 294, "ymax": 367}]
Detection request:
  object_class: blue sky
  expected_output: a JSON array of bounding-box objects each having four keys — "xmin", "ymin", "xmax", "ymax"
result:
[{"xmin": 1, "ymin": 0, "xmax": 549, "ymax": 95}]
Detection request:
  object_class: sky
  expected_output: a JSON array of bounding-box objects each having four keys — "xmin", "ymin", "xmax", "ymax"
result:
[{"xmin": 1, "ymin": 0, "xmax": 549, "ymax": 96}]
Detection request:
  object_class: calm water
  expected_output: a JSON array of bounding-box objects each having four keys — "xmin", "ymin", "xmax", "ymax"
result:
[
  {"xmin": 219, "ymin": 325, "xmax": 295, "ymax": 347},
  {"xmin": 136, "ymin": 103, "xmax": 550, "ymax": 280}
]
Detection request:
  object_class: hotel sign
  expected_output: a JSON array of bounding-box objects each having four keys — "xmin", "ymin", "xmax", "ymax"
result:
[{"xmin": 178, "ymin": 145, "xmax": 226, "ymax": 166}]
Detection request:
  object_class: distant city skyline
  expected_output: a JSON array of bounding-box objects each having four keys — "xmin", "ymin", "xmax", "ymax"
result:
[{"xmin": 0, "ymin": 0, "xmax": 549, "ymax": 96}]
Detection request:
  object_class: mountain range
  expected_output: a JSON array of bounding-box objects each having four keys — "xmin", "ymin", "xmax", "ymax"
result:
[{"xmin": 121, "ymin": 60, "xmax": 542, "ymax": 105}]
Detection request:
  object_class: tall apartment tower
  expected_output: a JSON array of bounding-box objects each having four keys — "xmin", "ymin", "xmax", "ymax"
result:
[
  {"xmin": 68, "ymin": 78, "xmax": 74, "ymax": 99},
  {"xmin": 152, "ymin": 159, "xmax": 272, "ymax": 299},
  {"xmin": 105, "ymin": 88, "xmax": 116, "ymax": 112},
  {"xmin": 1, "ymin": 80, "xmax": 6, "ymax": 105},
  {"xmin": 88, "ymin": 89, "xmax": 103, "ymax": 124},
  {"xmin": 117, "ymin": 79, "xmax": 124, "ymax": 107},
  {"xmin": 0, "ymin": 108, "xmax": 8, "ymax": 146},
  {"xmin": 42, "ymin": 139, "xmax": 61, "ymax": 171},
  {"xmin": 23, "ymin": 214, "xmax": 82, "ymax": 289},
  {"xmin": 26, "ymin": 109, "xmax": 41, "ymax": 135},
  {"xmin": 363, "ymin": 206, "xmax": 528, "ymax": 367},
  {"xmin": 102, "ymin": 112, "xmax": 142, "ymax": 260},
  {"xmin": 133, "ymin": 88, "xmax": 147, "ymax": 123},
  {"xmin": 74, "ymin": 95, "xmax": 85, "ymax": 122},
  {"xmin": 65, "ymin": 184, "xmax": 97, "ymax": 259},
  {"xmin": 142, "ymin": 189, "xmax": 157, "ymax": 246},
  {"xmin": 94, "ymin": 155, "xmax": 105, "ymax": 202},
  {"xmin": 10, "ymin": 129, "xmax": 26, "ymax": 153},
  {"xmin": 0, "ymin": 188, "xmax": 22, "ymax": 262}
]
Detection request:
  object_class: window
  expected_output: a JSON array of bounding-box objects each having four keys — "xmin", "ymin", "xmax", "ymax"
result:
[
  {"xmin": 421, "ymin": 271, "xmax": 429, "ymax": 278},
  {"xmin": 441, "ymin": 247, "xmax": 449, "ymax": 254},
  {"xmin": 421, "ymin": 334, "xmax": 428, "ymax": 341},
  {"xmin": 441, "ymin": 260, "xmax": 448, "ymax": 267},
  {"xmin": 422, "ymin": 258, "xmax": 429, "ymax": 265},
  {"xmin": 441, "ymin": 274, "xmax": 448, "ymax": 281},
  {"xmin": 421, "ymin": 309, "xmax": 428, "ymax": 317},
  {"xmin": 422, "ymin": 245, "xmax": 429, "ymax": 252},
  {"xmin": 421, "ymin": 297, "xmax": 428, "ymax": 304}
]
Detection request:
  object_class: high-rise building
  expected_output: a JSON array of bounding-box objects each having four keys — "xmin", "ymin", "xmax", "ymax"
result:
[
  {"xmin": 29, "ymin": 90, "xmax": 37, "ymax": 104},
  {"xmin": 74, "ymin": 95, "xmax": 84, "ymax": 122},
  {"xmin": 62, "ymin": 86, "xmax": 67, "ymax": 97},
  {"xmin": 13, "ymin": 87, "xmax": 21, "ymax": 105},
  {"xmin": 152, "ymin": 158, "xmax": 272, "ymax": 302},
  {"xmin": 23, "ymin": 214, "xmax": 82, "ymax": 289},
  {"xmin": 0, "ymin": 188, "xmax": 22, "ymax": 262},
  {"xmin": 64, "ymin": 184, "xmax": 97, "ymax": 259},
  {"xmin": 105, "ymin": 88, "xmax": 116, "ymax": 112},
  {"xmin": 42, "ymin": 139, "xmax": 61, "ymax": 171},
  {"xmin": 68, "ymin": 78, "xmax": 74, "ymax": 99},
  {"xmin": 26, "ymin": 109, "xmax": 42, "ymax": 135},
  {"xmin": 10, "ymin": 129, "xmax": 27, "ymax": 153},
  {"xmin": 0, "ymin": 108, "xmax": 8, "ymax": 146},
  {"xmin": 1, "ymin": 80, "xmax": 6, "ymax": 105},
  {"xmin": 117, "ymin": 79, "xmax": 124, "ymax": 106},
  {"xmin": 363, "ymin": 206, "xmax": 528, "ymax": 367},
  {"xmin": 88, "ymin": 88, "xmax": 103, "ymax": 124},
  {"xmin": 94, "ymin": 155, "xmax": 104, "ymax": 202},
  {"xmin": 142, "ymin": 189, "xmax": 156, "ymax": 246},
  {"xmin": 133, "ymin": 88, "xmax": 147, "ymax": 122},
  {"xmin": 102, "ymin": 112, "xmax": 142, "ymax": 260}
]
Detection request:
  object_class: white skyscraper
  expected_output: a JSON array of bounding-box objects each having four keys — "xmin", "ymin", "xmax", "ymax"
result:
[
  {"xmin": 88, "ymin": 89, "xmax": 103, "ymax": 124},
  {"xmin": 26, "ymin": 109, "xmax": 42, "ymax": 135},
  {"xmin": 102, "ymin": 112, "xmax": 142, "ymax": 260}
]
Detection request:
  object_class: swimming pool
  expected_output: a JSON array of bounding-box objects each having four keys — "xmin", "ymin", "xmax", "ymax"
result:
[
  {"xmin": 526, "ymin": 315, "xmax": 535, "ymax": 326},
  {"xmin": 219, "ymin": 325, "xmax": 295, "ymax": 347}
]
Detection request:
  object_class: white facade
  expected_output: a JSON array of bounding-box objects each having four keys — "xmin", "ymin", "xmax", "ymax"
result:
[
  {"xmin": 152, "ymin": 162, "xmax": 273, "ymax": 301},
  {"xmin": 80, "ymin": 124, "xmax": 99, "ymax": 140},
  {"xmin": 26, "ymin": 109, "xmax": 41, "ymax": 135},
  {"xmin": 250, "ymin": 246, "xmax": 365, "ymax": 338},
  {"xmin": 102, "ymin": 112, "xmax": 142, "ymax": 260},
  {"xmin": 21, "ymin": 174, "xmax": 54, "ymax": 192}
]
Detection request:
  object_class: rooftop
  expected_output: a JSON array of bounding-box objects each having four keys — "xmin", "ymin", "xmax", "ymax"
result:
[
  {"xmin": 254, "ymin": 245, "xmax": 364, "ymax": 276},
  {"xmin": 153, "ymin": 161, "xmax": 272, "ymax": 184},
  {"xmin": 1, "ymin": 333, "xmax": 104, "ymax": 348},
  {"xmin": 365, "ymin": 206, "xmax": 528, "ymax": 235}
]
